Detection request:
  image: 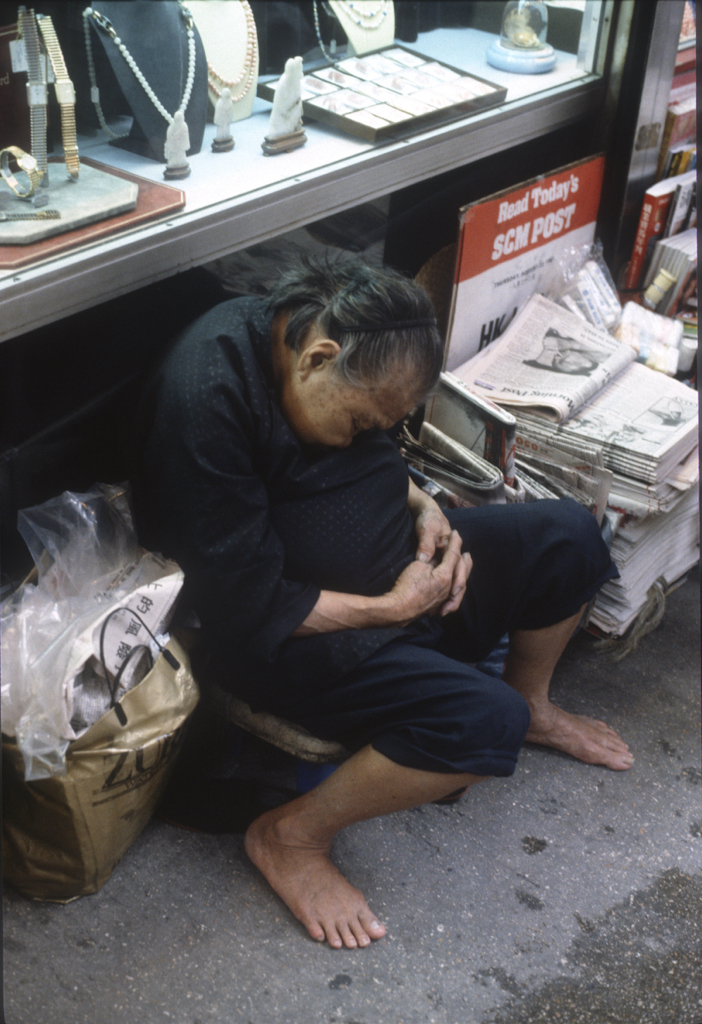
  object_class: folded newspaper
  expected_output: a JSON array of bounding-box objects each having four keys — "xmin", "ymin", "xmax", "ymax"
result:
[
  {"xmin": 513, "ymin": 428, "xmax": 612, "ymax": 522},
  {"xmin": 425, "ymin": 373, "xmax": 517, "ymax": 486},
  {"xmin": 400, "ymin": 423, "xmax": 506, "ymax": 505},
  {"xmin": 453, "ymin": 293, "xmax": 636, "ymax": 422},
  {"xmin": 515, "ymin": 359, "xmax": 698, "ymax": 488}
]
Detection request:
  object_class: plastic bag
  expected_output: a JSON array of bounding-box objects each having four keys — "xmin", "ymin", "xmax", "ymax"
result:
[
  {"xmin": 1, "ymin": 484, "xmax": 183, "ymax": 781},
  {"xmin": 544, "ymin": 240, "xmax": 622, "ymax": 331},
  {"xmin": 612, "ymin": 301, "xmax": 684, "ymax": 375}
]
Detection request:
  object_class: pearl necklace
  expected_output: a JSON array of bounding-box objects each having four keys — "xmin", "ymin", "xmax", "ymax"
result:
[
  {"xmin": 313, "ymin": 1, "xmax": 337, "ymax": 63},
  {"xmin": 206, "ymin": 0, "xmax": 258, "ymax": 102},
  {"xmin": 336, "ymin": 0, "xmax": 391, "ymax": 28},
  {"xmin": 83, "ymin": 2, "xmax": 196, "ymax": 139}
]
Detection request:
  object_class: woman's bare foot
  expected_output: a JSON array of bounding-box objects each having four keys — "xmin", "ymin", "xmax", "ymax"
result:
[
  {"xmin": 525, "ymin": 701, "xmax": 634, "ymax": 770},
  {"xmin": 244, "ymin": 806, "xmax": 386, "ymax": 949}
]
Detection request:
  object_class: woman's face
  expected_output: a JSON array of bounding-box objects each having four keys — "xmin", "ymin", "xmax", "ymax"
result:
[{"xmin": 279, "ymin": 332, "xmax": 420, "ymax": 449}]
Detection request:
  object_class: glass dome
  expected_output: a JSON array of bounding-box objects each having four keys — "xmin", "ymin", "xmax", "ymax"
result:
[
  {"xmin": 500, "ymin": 0, "xmax": 549, "ymax": 51},
  {"xmin": 486, "ymin": 0, "xmax": 556, "ymax": 74}
]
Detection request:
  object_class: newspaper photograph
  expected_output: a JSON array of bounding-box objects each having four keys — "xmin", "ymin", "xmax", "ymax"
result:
[{"xmin": 453, "ymin": 294, "xmax": 636, "ymax": 421}]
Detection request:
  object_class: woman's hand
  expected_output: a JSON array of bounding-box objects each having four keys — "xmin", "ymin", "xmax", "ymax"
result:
[
  {"xmin": 293, "ymin": 531, "xmax": 472, "ymax": 637},
  {"xmin": 293, "ymin": 484, "xmax": 473, "ymax": 638},
  {"xmin": 407, "ymin": 477, "xmax": 452, "ymax": 565},
  {"xmin": 389, "ymin": 530, "xmax": 473, "ymax": 625},
  {"xmin": 413, "ymin": 505, "xmax": 453, "ymax": 565},
  {"xmin": 407, "ymin": 478, "xmax": 471, "ymax": 615}
]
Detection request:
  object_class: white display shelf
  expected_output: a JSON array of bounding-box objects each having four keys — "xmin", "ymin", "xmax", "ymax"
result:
[{"xmin": 0, "ymin": 28, "xmax": 603, "ymax": 343}]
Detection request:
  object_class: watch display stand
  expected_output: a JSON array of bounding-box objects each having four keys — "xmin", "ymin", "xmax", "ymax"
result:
[
  {"xmin": 0, "ymin": 156, "xmax": 186, "ymax": 266},
  {"xmin": 86, "ymin": 1, "xmax": 208, "ymax": 162},
  {"xmin": 0, "ymin": 161, "xmax": 138, "ymax": 245}
]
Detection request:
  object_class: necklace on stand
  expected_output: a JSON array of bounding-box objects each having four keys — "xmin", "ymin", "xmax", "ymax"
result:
[
  {"xmin": 335, "ymin": 0, "xmax": 391, "ymax": 28},
  {"xmin": 206, "ymin": 0, "xmax": 258, "ymax": 102},
  {"xmin": 83, "ymin": 2, "xmax": 196, "ymax": 142},
  {"xmin": 313, "ymin": 1, "xmax": 338, "ymax": 63}
]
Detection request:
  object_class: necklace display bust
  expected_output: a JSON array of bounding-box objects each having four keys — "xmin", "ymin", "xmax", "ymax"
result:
[
  {"xmin": 85, "ymin": 1, "xmax": 208, "ymax": 162},
  {"xmin": 189, "ymin": 0, "xmax": 259, "ymax": 123},
  {"xmin": 327, "ymin": 0, "xmax": 395, "ymax": 56}
]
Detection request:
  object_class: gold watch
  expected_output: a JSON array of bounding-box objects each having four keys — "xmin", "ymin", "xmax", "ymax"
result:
[
  {"xmin": 1, "ymin": 146, "xmax": 43, "ymax": 198},
  {"xmin": 18, "ymin": 6, "xmax": 48, "ymax": 183},
  {"xmin": 36, "ymin": 14, "xmax": 80, "ymax": 179}
]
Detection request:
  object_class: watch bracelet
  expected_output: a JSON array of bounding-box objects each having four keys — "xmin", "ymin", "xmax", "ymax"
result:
[
  {"xmin": 0, "ymin": 209, "xmax": 61, "ymax": 221},
  {"xmin": 37, "ymin": 14, "xmax": 81, "ymax": 178},
  {"xmin": 59, "ymin": 106, "xmax": 80, "ymax": 177},
  {"xmin": 19, "ymin": 7, "xmax": 49, "ymax": 177}
]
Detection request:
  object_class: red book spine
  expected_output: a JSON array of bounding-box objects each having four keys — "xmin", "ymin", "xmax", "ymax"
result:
[{"xmin": 625, "ymin": 192, "xmax": 673, "ymax": 290}]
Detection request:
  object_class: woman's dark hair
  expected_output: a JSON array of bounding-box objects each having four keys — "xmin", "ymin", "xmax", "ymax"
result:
[{"xmin": 267, "ymin": 253, "xmax": 444, "ymax": 397}]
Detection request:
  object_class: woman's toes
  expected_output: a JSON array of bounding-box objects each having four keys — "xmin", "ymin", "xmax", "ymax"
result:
[
  {"xmin": 360, "ymin": 912, "xmax": 386, "ymax": 940},
  {"xmin": 326, "ymin": 928, "xmax": 344, "ymax": 949},
  {"xmin": 348, "ymin": 918, "xmax": 373, "ymax": 947},
  {"xmin": 306, "ymin": 920, "xmax": 327, "ymax": 943},
  {"xmin": 336, "ymin": 923, "xmax": 359, "ymax": 949}
]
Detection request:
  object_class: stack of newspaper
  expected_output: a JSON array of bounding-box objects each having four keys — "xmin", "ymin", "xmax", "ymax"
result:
[
  {"xmin": 588, "ymin": 485, "xmax": 699, "ymax": 636},
  {"xmin": 444, "ymin": 294, "xmax": 699, "ymax": 637}
]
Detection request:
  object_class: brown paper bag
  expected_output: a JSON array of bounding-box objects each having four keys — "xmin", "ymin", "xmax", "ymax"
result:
[{"xmin": 2, "ymin": 637, "xmax": 199, "ymax": 903}]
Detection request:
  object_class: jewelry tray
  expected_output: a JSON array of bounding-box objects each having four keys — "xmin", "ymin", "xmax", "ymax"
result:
[{"xmin": 257, "ymin": 46, "xmax": 507, "ymax": 144}]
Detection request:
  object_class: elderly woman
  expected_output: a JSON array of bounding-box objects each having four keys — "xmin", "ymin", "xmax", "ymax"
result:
[{"xmin": 134, "ymin": 255, "xmax": 631, "ymax": 950}]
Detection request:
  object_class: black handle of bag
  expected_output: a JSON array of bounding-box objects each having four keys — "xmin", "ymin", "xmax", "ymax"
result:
[{"xmin": 98, "ymin": 607, "xmax": 181, "ymax": 726}]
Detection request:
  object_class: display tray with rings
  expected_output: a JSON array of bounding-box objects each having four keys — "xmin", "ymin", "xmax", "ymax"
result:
[{"xmin": 257, "ymin": 46, "xmax": 507, "ymax": 143}]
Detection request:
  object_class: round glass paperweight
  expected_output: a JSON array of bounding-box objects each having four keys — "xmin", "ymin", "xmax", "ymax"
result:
[{"xmin": 486, "ymin": 0, "xmax": 556, "ymax": 74}]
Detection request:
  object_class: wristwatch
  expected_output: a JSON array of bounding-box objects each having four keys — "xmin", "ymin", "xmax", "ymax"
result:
[
  {"xmin": 37, "ymin": 14, "xmax": 80, "ymax": 179},
  {"xmin": 0, "ymin": 147, "xmax": 43, "ymax": 198},
  {"xmin": 18, "ymin": 6, "xmax": 48, "ymax": 184}
]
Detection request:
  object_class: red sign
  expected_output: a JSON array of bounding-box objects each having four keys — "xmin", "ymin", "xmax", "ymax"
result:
[{"xmin": 455, "ymin": 156, "xmax": 606, "ymax": 282}]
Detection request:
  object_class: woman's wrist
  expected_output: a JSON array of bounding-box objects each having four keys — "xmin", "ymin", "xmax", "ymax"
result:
[
  {"xmin": 293, "ymin": 589, "xmax": 403, "ymax": 636},
  {"xmin": 407, "ymin": 477, "xmax": 437, "ymax": 518}
]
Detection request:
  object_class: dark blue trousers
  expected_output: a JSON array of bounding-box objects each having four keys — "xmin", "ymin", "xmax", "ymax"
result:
[{"xmin": 262, "ymin": 500, "xmax": 618, "ymax": 778}]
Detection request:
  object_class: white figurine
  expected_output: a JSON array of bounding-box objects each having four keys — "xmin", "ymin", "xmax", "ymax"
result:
[
  {"xmin": 268, "ymin": 56, "xmax": 303, "ymax": 138},
  {"xmin": 164, "ymin": 110, "xmax": 191, "ymax": 178},
  {"xmin": 262, "ymin": 55, "xmax": 306, "ymax": 154},
  {"xmin": 212, "ymin": 87, "xmax": 235, "ymax": 152}
]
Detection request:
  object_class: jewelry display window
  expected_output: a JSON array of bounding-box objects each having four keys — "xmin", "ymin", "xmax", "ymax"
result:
[{"xmin": 257, "ymin": 45, "xmax": 507, "ymax": 143}]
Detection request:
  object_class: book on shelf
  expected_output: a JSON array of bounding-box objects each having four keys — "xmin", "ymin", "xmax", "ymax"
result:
[
  {"xmin": 661, "ymin": 175, "xmax": 696, "ymax": 238},
  {"xmin": 656, "ymin": 89, "xmax": 696, "ymax": 179},
  {"xmin": 624, "ymin": 169, "xmax": 696, "ymax": 291},
  {"xmin": 643, "ymin": 226, "xmax": 697, "ymax": 314},
  {"xmin": 661, "ymin": 143, "xmax": 696, "ymax": 179}
]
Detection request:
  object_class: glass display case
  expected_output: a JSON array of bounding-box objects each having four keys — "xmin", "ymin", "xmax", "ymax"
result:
[{"xmin": 0, "ymin": 0, "xmax": 626, "ymax": 342}]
